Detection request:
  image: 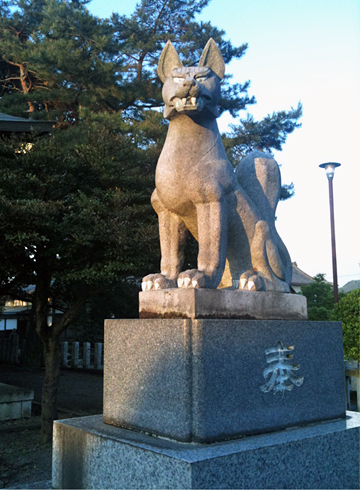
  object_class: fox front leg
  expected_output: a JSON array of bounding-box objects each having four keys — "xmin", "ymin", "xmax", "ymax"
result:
[
  {"xmin": 178, "ymin": 200, "xmax": 228, "ymax": 289},
  {"xmin": 142, "ymin": 191, "xmax": 187, "ymax": 291}
]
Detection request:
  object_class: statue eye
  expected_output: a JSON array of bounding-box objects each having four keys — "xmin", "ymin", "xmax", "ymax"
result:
[
  {"xmin": 196, "ymin": 77, "xmax": 207, "ymax": 83},
  {"xmin": 173, "ymin": 77, "xmax": 183, "ymax": 84}
]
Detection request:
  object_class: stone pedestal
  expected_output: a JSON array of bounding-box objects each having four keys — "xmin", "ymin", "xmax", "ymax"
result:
[
  {"xmin": 0, "ymin": 383, "xmax": 34, "ymax": 420},
  {"xmin": 104, "ymin": 319, "xmax": 345, "ymax": 442},
  {"xmin": 52, "ymin": 291, "xmax": 355, "ymax": 489},
  {"xmin": 52, "ymin": 413, "xmax": 360, "ymax": 489}
]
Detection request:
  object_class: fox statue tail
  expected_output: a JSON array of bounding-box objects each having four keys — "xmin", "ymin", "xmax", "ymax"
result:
[{"xmin": 235, "ymin": 151, "xmax": 292, "ymax": 285}]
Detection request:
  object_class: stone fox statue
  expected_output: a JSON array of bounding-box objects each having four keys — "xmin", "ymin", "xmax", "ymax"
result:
[{"xmin": 142, "ymin": 39, "xmax": 292, "ymax": 292}]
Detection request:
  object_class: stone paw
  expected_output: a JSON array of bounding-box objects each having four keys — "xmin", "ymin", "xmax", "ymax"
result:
[
  {"xmin": 239, "ymin": 271, "xmax": 265, "ymax": 292},
  {"xmin": 141, "ymin": 274, "xmax": 177, "ymax": 291},
  {"xmin": 177, "ymin": 269, "xmax": 206, "ymax": 289}
]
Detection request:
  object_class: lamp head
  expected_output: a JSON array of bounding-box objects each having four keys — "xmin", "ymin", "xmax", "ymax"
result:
[{"xmin": 319, "ymin": 162, "xmax": 341, "ymax": 180}]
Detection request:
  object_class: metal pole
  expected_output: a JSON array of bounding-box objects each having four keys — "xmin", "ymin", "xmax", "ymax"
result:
[{"xmin": 328, "ymin": 178, "xmax": 339, "ymax": 303}]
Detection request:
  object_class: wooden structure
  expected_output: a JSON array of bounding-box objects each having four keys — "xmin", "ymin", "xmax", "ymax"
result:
[{"xmin": 0, "ymin": 112, "xmax": 54, "ymax": 135}]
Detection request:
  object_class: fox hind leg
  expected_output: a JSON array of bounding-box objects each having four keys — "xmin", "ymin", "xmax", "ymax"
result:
[{"xmin": 239, "ymin": 220, "xmax": 290, "ymax": 293}]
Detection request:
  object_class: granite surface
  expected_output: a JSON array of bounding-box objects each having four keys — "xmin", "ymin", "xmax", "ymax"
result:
[
  {"xmin": 52, "ymin": 412, "xmax": 360, "ymax": 489},
  {"xmin": 0, "ymin": 382, "xmax": 34, "ymax": 420},
  {"xmin": 139, "ymin": 288, "xmax": 308, "ymax": 320},
  {"xmin": 0, "ymin": 383, "xmax": 34, "ymax": 402},
  {"xmin": 103, "ymin": 319, "xmax": 345, "ymax": 442}
]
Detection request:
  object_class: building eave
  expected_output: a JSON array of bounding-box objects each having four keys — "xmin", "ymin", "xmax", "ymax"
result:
[{"xmin": 0, "ymin": 112, "xmax": 55, "ymax": 133}]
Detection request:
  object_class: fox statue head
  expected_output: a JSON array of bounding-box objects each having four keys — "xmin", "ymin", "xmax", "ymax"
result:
[{"xmin": 158, "ymin": 38, "xmax": 225, "ymax": 120}]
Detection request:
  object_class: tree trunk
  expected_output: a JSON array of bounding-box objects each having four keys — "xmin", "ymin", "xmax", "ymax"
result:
[
  {"xmin": 35, "ymin": 259, "xmax": 55, "ymax": 443},
  {"xmin": 34, "ymin": 258, "xmax": 89, "ymax": 442},
  {"xmin": 21, "ymin": 303, "xmax": 43, "ymax": 368},
  {"xmin": 19, "ymin": 63, "xmax": 35, "ymax": 113},
  {"xmin": 137, "ymin": 53, "xmax": 145, "ymax": 82},
  {"xmin": 40, "ymin": 336, "xmax": 60, "ymax": 443}
]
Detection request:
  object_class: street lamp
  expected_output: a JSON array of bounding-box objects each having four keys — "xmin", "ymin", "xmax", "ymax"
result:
[{"xmin": 319, "ymin": 162, "xmax": 341, "ymax": 303}]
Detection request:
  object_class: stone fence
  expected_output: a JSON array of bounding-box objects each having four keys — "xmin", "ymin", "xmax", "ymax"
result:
[
  {"xmin": 59, "ymin": 341, "xmax": 104, "ymax": 370},
  {"xmin": 0, "ymin": 333, "xmax": 104, "ymax": 371}
]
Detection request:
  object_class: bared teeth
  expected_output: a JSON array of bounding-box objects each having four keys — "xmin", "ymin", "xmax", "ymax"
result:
[{"xmin": 177, "ymin": 97, "xmax": 198, "ymax": 108}]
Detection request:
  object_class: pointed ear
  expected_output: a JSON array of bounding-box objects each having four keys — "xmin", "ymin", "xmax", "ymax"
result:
[
  {"xmin": 158, "ymin": 41, "xmax": 183, "ymax": 83},
  {"xmin": 198, "ymin": 38, "xmax": 225, "ymax": 80}
]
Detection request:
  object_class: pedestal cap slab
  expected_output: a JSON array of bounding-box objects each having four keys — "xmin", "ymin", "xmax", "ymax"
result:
[
  {"xmin": 139, "ymin": 289, "xmax": 307, "ymax": 320},
  {"xmin": 103, "ymin": 319, "xmax": 345, "ymax": 443}
]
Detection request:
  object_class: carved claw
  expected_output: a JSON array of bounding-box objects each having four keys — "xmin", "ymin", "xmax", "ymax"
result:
[
  {"xmin": 239, "ymin": 269, "xmax": 291, "ymax": 293},
  {"xmin": 248, "ymin": 275, "xmax": 263, "ymax": 291},
  {"xmin": 191, "ymin": 276, "xmax": 204, "ymax": 288},
  {"xmin": 141, "ymin": 280, "xmax": 153, "ymax": 291},
  {"xmin": 178, "ymin": 269, "xmax": 206, "ymax": 288},
  {"xmin": 183, "ymin": 277, "xmax": 191, "ymax": 287},
  {"xmin": 239, "ymin": 271, "xmax": 265, "ymax": 292},
  {"xmin": 142, "ymin": 273, "xmax": 177, "ymax": 291}
]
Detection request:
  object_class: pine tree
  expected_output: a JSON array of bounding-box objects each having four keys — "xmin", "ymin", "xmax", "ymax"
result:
[
  {"xmin": 0, "ymin": 0, "xmax": 303, "ymax": 441},
  {"xmin": 0, "ymin": 0, "xmax": 122, "ymax": 123},
  {"xmin": 222, "ymin": 105, "xmax": 303, "ymax": 163},
  {"xmin": 110, "ymin": 0, "xmax": 254, "ymax": 115},
  {"xmin": 0, "ymin": 128, "xmax": 158, "ymax": 441}
]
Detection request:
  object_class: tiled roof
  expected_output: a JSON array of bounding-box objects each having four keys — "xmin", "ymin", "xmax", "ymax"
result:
[
  {"xmin": 2, "ymin": 305, "xmax": 32, "ymax": 315},
  {"xmin": 0, "ymin": 112, "xmax": 54, "ymax": 133},
  {"xmin": 291, "ymin": 262, "xmax": 314, "ymax": 286}
]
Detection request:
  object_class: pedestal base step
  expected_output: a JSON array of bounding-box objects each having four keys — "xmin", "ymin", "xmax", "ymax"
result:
[{"xmin": 52, "ymin": 413, "xmax": 360, "ymax": 489}]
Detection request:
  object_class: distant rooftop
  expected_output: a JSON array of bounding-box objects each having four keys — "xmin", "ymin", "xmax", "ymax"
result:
[
  {"xmin": 0, "ymin": 112, "xmax": 54, "ymax": 134},
  {"xmin": 291, "ymin": 262, "xmax": 314, "ymax": 287}
]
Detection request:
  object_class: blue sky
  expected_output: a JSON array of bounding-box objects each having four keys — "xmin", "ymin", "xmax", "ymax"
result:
[{"xmin": 87, "ymin": 0, "xmax": 360, "ymax": 287}]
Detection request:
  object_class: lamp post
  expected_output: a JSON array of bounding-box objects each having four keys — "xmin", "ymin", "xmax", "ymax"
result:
[{"xmin": 319, "ymin": 162, "xmax": 341, "ymax": 303}]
